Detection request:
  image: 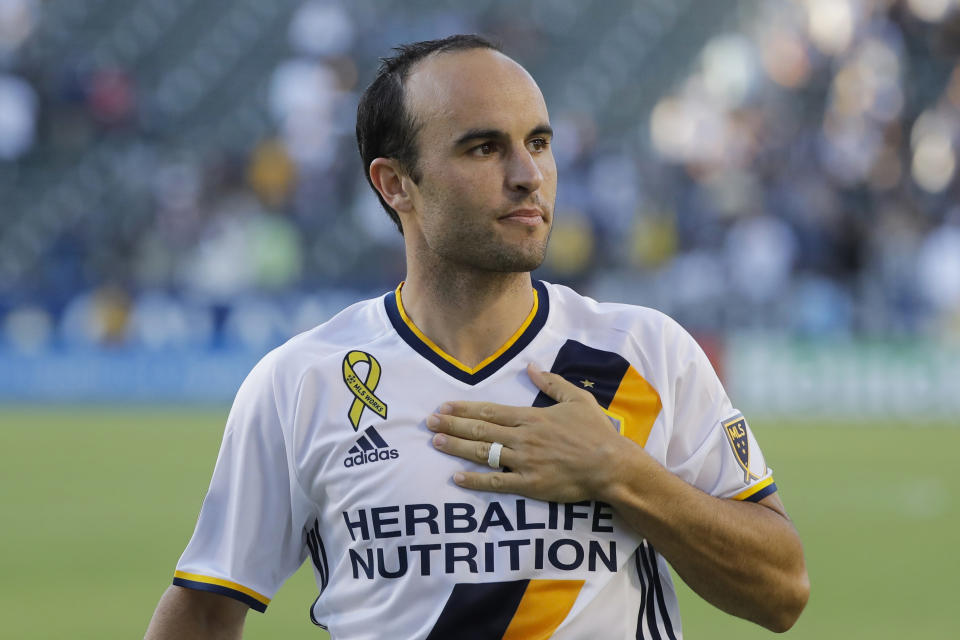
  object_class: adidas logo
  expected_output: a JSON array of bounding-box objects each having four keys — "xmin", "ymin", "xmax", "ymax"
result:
[{"xmin": 343, "ymin": 426, "xmax": 399, "ymax": 468}]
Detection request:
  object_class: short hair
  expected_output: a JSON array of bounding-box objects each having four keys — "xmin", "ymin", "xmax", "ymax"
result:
[{"xmin": 356, "ymin": 34, "xmax": 501, "ymax": 234}]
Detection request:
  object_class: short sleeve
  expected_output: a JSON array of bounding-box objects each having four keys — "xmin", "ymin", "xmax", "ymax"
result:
[
  {"xmin": 662, "ymin": 325, "xmax": 776, "ymax": 503},
  {"xmin": 174, "ymin": 356, "xmax": 309, "ymax": 612}
]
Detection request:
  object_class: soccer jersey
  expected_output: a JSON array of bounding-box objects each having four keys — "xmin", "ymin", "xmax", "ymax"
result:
[{"xmin": 174, "ymin": 280, "xmax": 776, "ymax": 639}]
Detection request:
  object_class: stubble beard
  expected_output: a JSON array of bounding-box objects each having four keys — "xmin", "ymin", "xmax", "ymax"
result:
[{"xmin": 428, "ymin": 208, "xmax": 551, "ymax": 274}]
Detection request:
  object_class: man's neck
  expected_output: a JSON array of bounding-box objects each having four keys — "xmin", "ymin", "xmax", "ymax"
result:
[{"xmin": 399, "ymin": 268, "xmax": 536, "ymax": 370}]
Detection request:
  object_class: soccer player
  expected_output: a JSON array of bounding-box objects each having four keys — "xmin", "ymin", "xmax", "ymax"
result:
[{"xmin": 146, "ymin": 35, "xmax": 808, "ymax": 639}]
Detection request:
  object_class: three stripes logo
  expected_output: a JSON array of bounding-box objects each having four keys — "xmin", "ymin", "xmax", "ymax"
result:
[{"xmin": 343, "ymin": 425, "xmax": 399, "ymax": 468}]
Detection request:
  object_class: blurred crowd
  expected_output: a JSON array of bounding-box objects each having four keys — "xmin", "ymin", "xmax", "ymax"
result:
[{"xmin": 2, "ymin": 0, "xmax": 960, "ymax": 356}]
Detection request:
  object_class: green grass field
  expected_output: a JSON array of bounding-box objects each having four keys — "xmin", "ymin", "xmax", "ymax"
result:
[{"xmin": 2, "ymin": 407, "xmax": 957, "ymax": 639}]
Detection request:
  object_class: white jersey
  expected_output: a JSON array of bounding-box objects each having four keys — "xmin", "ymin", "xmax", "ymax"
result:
[{"xmin": 174, "ymin": 281, "xmax": 776, "ymax": 639}]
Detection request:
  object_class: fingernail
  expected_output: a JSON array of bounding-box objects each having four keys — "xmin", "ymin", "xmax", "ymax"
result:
[
  {"xmin": 437, "ymin": 403, "xmax": 453, "ymax": 414},
  {"xmin": 426, "ymin": 415, "xmax": 440, "ymax": 428},
  {"xmin": 433, "ymin": 433, "xmax": 447, "ymax": 447},
  {"xmin": 453, "ymin": 472, "xmax": 465, "ymax": 484}
]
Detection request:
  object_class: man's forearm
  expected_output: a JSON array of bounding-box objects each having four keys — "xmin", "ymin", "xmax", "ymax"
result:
[
  {"xmin": 599, "ymin": 445, "xmax": 809, "ymax": 632},
  {"xmin": 145, "ymin": 585, "xmax": 248, "ymax": 640}
]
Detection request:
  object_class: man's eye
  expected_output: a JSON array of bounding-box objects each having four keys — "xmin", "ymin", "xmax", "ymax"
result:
[
  {"xmin": 474, "ymin": 142, "xmax": 495, "ymax": 155},
  {"xmin": 529, "ymin": 138, "xmax": 549, "ymax": 152}
]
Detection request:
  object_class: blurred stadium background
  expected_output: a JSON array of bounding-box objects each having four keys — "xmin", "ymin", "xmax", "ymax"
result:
[{"xmin": 1, "ymin": 0, "xmax": 957, "ymax": 638}]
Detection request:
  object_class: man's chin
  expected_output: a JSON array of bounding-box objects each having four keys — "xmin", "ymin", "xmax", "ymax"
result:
[{"xmin": 478, "ymin": 248, "xmax": 548, "ymax": 274}]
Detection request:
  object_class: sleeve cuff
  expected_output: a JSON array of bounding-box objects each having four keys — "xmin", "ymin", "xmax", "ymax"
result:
[
  {"xmin": 731, "ymin": 476, "xmax": 777, "ymax": 503},
  {"xmin": 173, "ymin": 570, "xmax": 271, "ymax": 613}
]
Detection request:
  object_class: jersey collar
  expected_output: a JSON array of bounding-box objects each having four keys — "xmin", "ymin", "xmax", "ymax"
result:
[{"xmin": 384, "ymin": 280, "xmax": 550, "ymax": 385}]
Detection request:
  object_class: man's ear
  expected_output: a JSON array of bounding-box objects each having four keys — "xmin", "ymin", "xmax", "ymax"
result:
[{"xmin": 369, "ymin": 158, "xmax": 414, "ymax": 213}]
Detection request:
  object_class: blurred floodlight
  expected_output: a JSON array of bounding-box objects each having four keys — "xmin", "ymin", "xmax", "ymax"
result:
[
  {"xmin": 701, "ymin": 34, "xmax": 757, "ymax": 108},
  {"xmin": 650, "ymin": 96, "xmax": 725, "ymax": 163},
  {"xmin": 910, "ymin": 108, "xmax": 957, "ymax": 193},
  {"xmin": 759, "ymin": 27, "xmax": 812, "ymax": 89},
  {"xmin": 650, "ymin": 98, "xmax": 693, "ymax": 161},
  {"xmin": 0, "ymin": 0, "xmax": 36, "ymax": 55},
  {"xmin": 830, "ymin": 39, "xmax": 904, "ymax": 122},
  {"xmin": 917, "ymin": 226, "xmax": 960, "ymax": 311},
  {"xmin": 269, "ymin": 59, "xmax": 341, "ymax": 165},
  {"xmin": 905, "ymin": 0, "xmax": 957, "ymax": 22},
  {"xmin": 857, "ymin": 38, "xmax": 904, "ymax": 121},
  {"xmin": 910, "ymin": 108, "xmax": 956, "ymax": 149},
  {"xmin": 0, "ymin": 73, "xmax": 36, "ymax": 159},
  {"xmin": 805, "ymin": 0, "xmax": 855, "ymax": 56},
  {"xmin": 288, "ymin": 1, "xmax": 355, "ymax": 57},
  {"xmin": 911, "ymin": 135, "xmax": 956, "ymax": 193}
]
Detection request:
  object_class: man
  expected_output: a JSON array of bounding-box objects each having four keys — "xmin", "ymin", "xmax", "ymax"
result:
[{"xmin": 146, "ymin": 35, "xmax": 808, "ymax": 639}]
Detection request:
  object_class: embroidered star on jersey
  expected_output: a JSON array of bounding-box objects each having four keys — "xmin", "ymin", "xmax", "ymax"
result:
[{"xmin": 580, "ymin": 379, "xmax": 595, "ymax": 388}]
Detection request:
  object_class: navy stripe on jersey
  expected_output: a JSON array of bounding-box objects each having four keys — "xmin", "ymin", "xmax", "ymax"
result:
[
  {"xmin": 364, "ymin": 425, "xmax": 389, "ymax": 448},
  {"xmin": 533, "ymin": 339, "xmax": 631, "ymax": 409},
  {"xmin": 645, "ymin": 543, "xmax": 677, "ymax": 640},
  {"xmin": 426, "ymin": 580, "xmax": 530, "ymax": 639},
  {"xmin": 639, "ymin": 545, "xmax": 661, "ymax": 640},
  {"xmin": 305, "ymin": 519, "xmax": 329, "ymax": 593},
  {"xmin": 635, "ymin": 543, "xmax": 677, "ymax": 639},
  {"xmin": 635, "ymin": 549, "xmax": 649, "ymax": 640},
  {"xmin": 306, "ymin": 522, "xmax": 331, "ymax": 626},
  {"xmin": 309, "ymin": 594, "xmax": 328, "ymax": 629},
  {"xmin": 172, "ymin": 577, "xmax": 267, "ymax": 612},
  {"xmin": 744, "ymin": 481, "xmax": 778, "ymax": 503},
  {"xmin": 384, "ymin": 280, "xmax": 550, "ymax": 385}
]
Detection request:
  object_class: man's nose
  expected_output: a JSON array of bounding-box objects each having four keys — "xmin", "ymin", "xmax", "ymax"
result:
[{"xmin": 506, "ymin": 147, "xmax": 544, "ymax": 193}]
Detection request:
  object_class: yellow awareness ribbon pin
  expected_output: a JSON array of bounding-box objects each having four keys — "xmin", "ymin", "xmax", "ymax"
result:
[{"xmin": 342, "ymin": 351, "xmax": 388, "ymax": 430}]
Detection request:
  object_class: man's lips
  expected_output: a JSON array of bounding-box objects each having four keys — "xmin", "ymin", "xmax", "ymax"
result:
[{"xmin": 499, "ymin": 208, "xmax": 546, "ymax": 226}]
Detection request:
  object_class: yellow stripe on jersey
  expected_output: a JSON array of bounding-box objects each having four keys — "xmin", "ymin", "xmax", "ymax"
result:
[
  {"xmin": 608, "ymin": 365, "xmax": 662, "ymax": 447},
  {"xmin": 501, "ymin": 579, "xmax": 585, "ymax": 640},
  {"xmin": 731, "ymin": 476, "xmax": 776, "ymax": 501},
  {"xmin": 394, "ymin": 283, "xmax": 540, "ymax": 375},
  {"xmin": 173, "ymin": 571, "xmax": 271, "ymax": 607}
]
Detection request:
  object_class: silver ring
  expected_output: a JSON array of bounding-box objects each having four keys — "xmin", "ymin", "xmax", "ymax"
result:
[{"xmin": 487, "ymin": 442, "xmax": 503, "ymax": 469}]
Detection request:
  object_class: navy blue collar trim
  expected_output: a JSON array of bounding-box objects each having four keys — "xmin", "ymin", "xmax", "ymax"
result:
[{"xmin": 384, "ymin": 280, "xmax": 550, "ymax": 385}]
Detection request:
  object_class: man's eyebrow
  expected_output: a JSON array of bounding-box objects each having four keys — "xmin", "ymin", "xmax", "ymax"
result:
[
  {"xmin": 453, "ymin": 124, "xmax": 554, "ymax": 147},
  {"xmin": 529, "ymin": 124, "xmax": 553, "ymax": 139},
  {"xmin": 454, "ymin": 128, "xmax": 506, "ymax": 146}
]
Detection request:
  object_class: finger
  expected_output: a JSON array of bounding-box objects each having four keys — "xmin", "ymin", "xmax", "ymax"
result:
[
  {"xmin": 432, "ymin": 433, "xmax": 515, "ymax": 467},
  {"xmin": 452, "ymin": 470, "xmax": 524, "ymax": 494},
  {"xmin": 437, "ymin": 400, "xmax": 530, "ymax": 427},
  {"xmin": 526, "ymin": 364, "xmax": 593, "ymax": 404},
  {"xmin": 426, "ymin": 413, "xmax": 515, "ymax": 445}
]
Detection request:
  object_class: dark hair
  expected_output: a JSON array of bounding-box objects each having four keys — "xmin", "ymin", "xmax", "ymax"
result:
[{"xmin": 356, "ymin": 34, "xmax": 501, "ymax": 233}]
